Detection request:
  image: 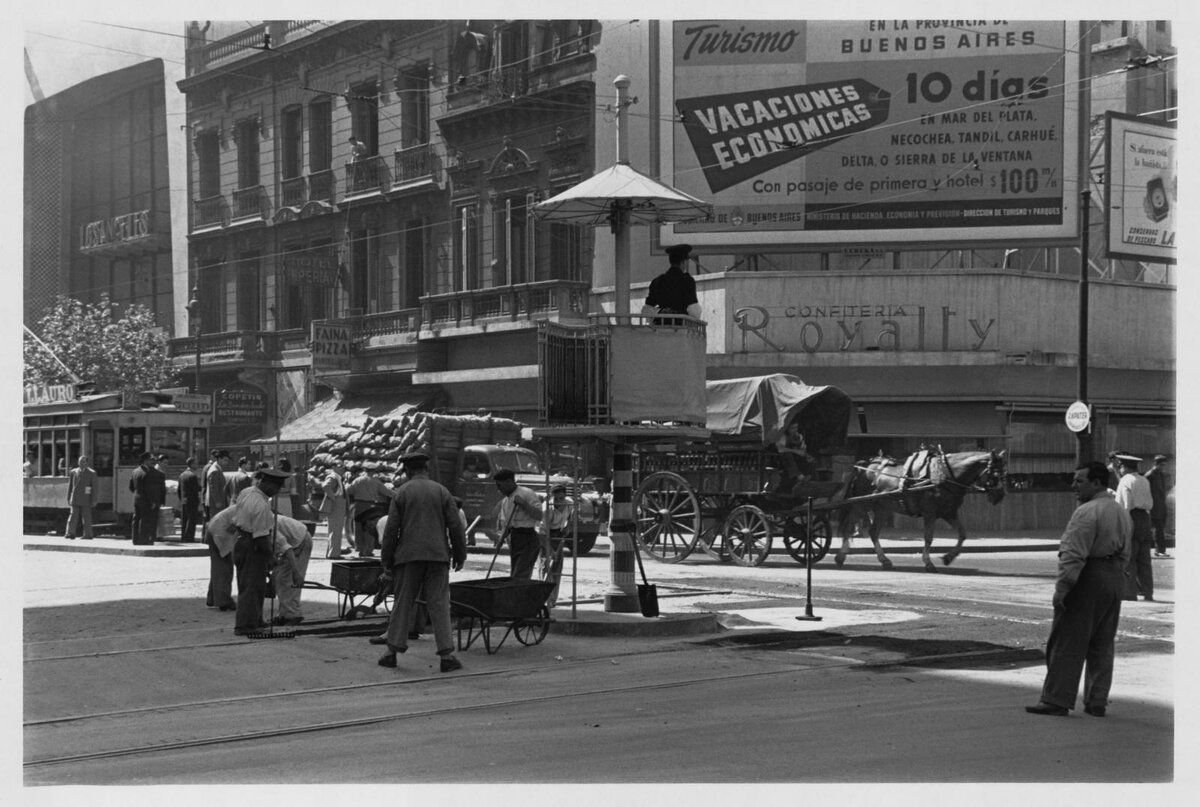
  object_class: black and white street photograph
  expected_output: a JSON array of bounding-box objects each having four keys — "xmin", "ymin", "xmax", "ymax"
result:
[{"xmin": 10, "ymin": 6, "xmax": 1187, "ymax": 802}]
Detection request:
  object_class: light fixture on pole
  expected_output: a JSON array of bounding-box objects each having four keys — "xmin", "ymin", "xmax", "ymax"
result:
[{"xmin": 185, "ymin": 283, "xmax": 202, "ymax": 394}]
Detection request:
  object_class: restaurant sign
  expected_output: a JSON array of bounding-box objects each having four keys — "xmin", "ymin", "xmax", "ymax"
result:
[{"xmin": 214, "ymin": 387, "xmax": 267, "ymax": 425}]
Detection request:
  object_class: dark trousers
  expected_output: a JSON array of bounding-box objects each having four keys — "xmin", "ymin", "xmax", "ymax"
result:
[
  {"xmin": 233, "ymin": 533, "xmax": 271, "ymax": 631},
  {"xmin": 180, "ymin": 501, "xmax": 201, "ymax": 543},
  {"xmin": 206, "ymin": 536, "xmax": 236, "ymax": 609},
  {"xmin": 1128, "ymin": 510, "xmax": 1154, "ymax": 599},
  {"xmin": 1151, "ymin": 517, "xmax": 1169, "ymax": 554},
  {"xmin": 132, "ymin": 502, "xmax": 158, "ymax": 545},
  {"xmin": 509, "ymin": 528, "xmax": 539, "ymax": 580},
  {"xmin": 385, "ymin": 562, "xmax": 454, "ymax": 655},
  {"xmin": 1040, "ymin": 558, "xmax": 1124, "ymax": 710}
]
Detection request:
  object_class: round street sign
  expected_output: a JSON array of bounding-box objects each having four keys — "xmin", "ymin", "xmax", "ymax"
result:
[{"xmin": 1065, "ymin": 401, "xmax": 1091, "ymax": 433}]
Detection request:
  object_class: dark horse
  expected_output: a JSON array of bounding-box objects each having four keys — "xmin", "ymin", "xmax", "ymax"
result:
[{"xmin": 834, "ymin": 449, "xmax": 1007, "ymax": 571}]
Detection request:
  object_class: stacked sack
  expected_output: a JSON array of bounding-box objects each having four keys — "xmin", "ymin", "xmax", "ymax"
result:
[{"xmin": 306, "ymin": 410, "xmax": 524, "ymax": 490}]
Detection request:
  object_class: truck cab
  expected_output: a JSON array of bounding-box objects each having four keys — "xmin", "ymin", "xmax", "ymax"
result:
[{"xmin": 452, "ymin": 444, "xmax": 604, "ymax": 555}]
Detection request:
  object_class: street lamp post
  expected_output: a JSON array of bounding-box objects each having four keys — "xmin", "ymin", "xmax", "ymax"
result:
[{"xmin": 185, "ymin": 284, "xmax": 202, "ymax": 394}]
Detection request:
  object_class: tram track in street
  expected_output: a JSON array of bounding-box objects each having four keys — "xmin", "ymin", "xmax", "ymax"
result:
[{"xmin": 24, "ymin": 635, "xmax": 1047, "ymax": 770}]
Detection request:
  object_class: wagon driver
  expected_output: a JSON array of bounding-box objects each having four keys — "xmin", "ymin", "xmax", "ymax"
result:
[{"xmin": 641, "ymin": 243, "xmax": 701, "ymax": 323}]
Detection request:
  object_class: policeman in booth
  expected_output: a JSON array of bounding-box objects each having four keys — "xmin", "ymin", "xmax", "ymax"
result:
[{"xmin": 641, "ymin": 243, "xmax": 702, "ymax": 323}]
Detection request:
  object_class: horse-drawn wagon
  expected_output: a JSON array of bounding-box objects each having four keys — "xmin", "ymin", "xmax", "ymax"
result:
[
  {"xmin": 632, "ymin": 374, "xmax": 1009, "ymax": 570},
  {"xmin": 632, "ymin": 374, "xmax": 853, "ymax": 567}
]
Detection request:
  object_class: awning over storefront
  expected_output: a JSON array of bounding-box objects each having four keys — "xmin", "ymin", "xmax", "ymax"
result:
[
  {"xmin": 850, "ymin": 402, "xmax": 1007, "ymax": 438},
  {"xmin": 250, "ymin": 390, "xmax": 440, "ymax": 447}
]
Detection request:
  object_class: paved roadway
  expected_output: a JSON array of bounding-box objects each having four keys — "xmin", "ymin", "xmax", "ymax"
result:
[{"xmin": 19, "ymin": 530, "xmax": 1180, "ymax": 792}]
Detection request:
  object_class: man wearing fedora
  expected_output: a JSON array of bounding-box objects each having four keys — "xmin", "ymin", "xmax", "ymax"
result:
[
  {"xmin": 377, "ymin": 452, "xmax": 467, "ymax": 673},
  {"xmin": 231, "ymin": 466, "xmax": 290, "ymax": 635},
  {"xmin": 1110, "ymin": 452, "xmax": 1155, "ymax": 601},
  {"xmin": 642, "ymin": 243, "xmax": 701, "ymax": 323},
  {"xmin": 1145, "ymin": 454, "xmax": 1172, "ymax": 557}
]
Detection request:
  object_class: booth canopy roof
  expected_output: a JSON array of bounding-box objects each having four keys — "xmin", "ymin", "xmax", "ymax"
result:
[{"xmin": 705, "ymin": 374, "xmax": 853, "ymax": 449}]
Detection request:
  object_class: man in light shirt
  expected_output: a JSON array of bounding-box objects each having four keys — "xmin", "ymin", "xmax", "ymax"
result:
[
  {"xmin": 1026, "ymin": 461, "xmax": 1131, "ymax": 717},
  {"xmin": 231, "ymin": 467, "xmax": 289, "ymax": 635},
  {"xmin": 494, "ymin": 468, "xmax": 543, "ymax": 580},
  {"xmin": 1110, "ymin": 452, "xmax": 1155, "ymax": 601},
  {"xmin": 270, "ymin": 515, "xmax": 314, "ymax": 626}
]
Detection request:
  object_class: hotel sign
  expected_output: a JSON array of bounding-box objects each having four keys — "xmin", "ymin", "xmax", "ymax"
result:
[{"xmin": 80, "ymin": 209, "xmax": 153, "ymax": 251}]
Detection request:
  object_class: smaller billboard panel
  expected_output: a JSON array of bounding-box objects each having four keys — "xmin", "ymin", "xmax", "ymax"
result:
[{"xmin": 1104, "ymin": 112, "xmax": 1176, "ymax": 264}]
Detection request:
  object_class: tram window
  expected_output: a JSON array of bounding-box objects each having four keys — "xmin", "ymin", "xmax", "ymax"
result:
[
  {"xmin": 119, "ymin": 427, "xmax": 147, "ymax": 465},
  {"xmin": 150, "ymin": 426, "xmax": 189, "ymax": 466},
  {"xmin": 93, "ymin": 430, "xmax": 114, "ymax": 475}
]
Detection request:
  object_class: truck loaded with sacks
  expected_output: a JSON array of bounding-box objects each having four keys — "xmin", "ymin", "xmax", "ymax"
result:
[{"xmin": 305, "ymin": 409, "xmax": 607, "ymax": 555}]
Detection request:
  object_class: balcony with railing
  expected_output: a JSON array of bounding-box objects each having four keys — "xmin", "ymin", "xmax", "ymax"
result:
[
  {"xmin": 538, "ymin": 314, "xmax": 707, "ymax": 428},
  {"xmin": 280, "ymin": 176, "xmax": 307, "ymax": 208},
  {"xmin": 231, "ymin": 185, "xmax": 268, "ymax": 222},
  {"xmin": 168, "ymin": 328, "xmax": 309, "ymax": 368},
  {"xmin": 193, "ymin": 195, "xmax": 227, "ymax": 229},
  {"xmin": 392, "ymin": 143, "xmax": 439, "ymax": 188},
  {"xmin": 343, "ymin": 155, "xmax": 389, "ymax": 197},
  {"xmin": 420, "ymin": 280, "xmax": 590, "ymax": 331},
  {"xmin": 188, "ymin": 21, "xmax": 325, "ymax": 77}
]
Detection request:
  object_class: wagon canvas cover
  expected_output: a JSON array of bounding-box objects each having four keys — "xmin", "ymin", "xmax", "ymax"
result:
[{"xmin": 705, "ymin": 374, "xmax": 852, "ymax": 450}]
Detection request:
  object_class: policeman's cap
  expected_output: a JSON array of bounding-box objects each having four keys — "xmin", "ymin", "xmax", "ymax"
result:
[
  {"xmin": 400, "ymin": 451, "xmax": 429, "ymax": 467},
  {"xmin": 1154, "ymin": 454, "xmax": 1170, "ymax": 462},
  {"xmin": 255, "ymin": 467, "xmax": 291, "ymax": 482},
  {"xmin": 1113, "ymin": 453, "xmax": 1143, "ymax": 466},
  {"xmin": 665, "ymin": 243, "xmax": 692, "ymax": 262}
]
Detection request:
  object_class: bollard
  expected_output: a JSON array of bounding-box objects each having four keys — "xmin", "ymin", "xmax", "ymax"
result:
[{"xmin": 604, "ymin": 443, "xmax": 640, "ymax": 612}]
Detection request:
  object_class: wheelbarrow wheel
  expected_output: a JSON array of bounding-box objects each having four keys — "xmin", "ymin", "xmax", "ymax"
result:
[
  {"xmin": 514, "ymin": 606, "xmax": 551, "ymax": 646},
  {"xmin": 634, "ymin": 471, "xmax": 701, "ymax": 563},
  {"xmin": 783, "ymin": 512, "xmax": 832, "ymax": 565},
  {"xmin": 723, "ymin": 504, "xmax": 773, "ymax": 566}
]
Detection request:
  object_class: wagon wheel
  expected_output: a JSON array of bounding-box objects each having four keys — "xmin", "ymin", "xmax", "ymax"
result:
[
  {"xmin": 722, "ymin": 505, "xmax": 773, "ymax": 567},
  {"xmin": 634, "ymin": 471, "xmax": 702, "ymax": 563},
  {"xmin": 514, "ymin": 606, "xmax": 551, "ymax": 646},
  {"xmin": 782, "ymin": 511, "xmax": 833, "ymax": 565}
]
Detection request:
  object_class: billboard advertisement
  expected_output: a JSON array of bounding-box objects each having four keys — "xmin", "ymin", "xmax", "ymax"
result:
[
  {"xmin": 662, "ymin": 20, "xmax": 1081, "ymax": 249},
  {"xmin": 1104, "ymin": 112, "xmax": 1176, "ymax": 264}
]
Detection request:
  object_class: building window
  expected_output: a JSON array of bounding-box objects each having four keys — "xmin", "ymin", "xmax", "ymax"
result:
[
  {"xmin": 195, "ymin": 129, "xmax": 220, "ymax": 198},
  {"xmin": 398, "ymin": 67, "xmax": 430, "ymax": 148},
  {"xmin": 493, "ymin": 195, "xmax": 531, "ymax": 287},
  {"xmin": 235, "ymin": 254, "xmax": 261, "ymax": 331},
  {"xmin": 453, "ymin": 30, "xmax": 491, "ymax": 85},
  {"xmin": 309, "ymin": 99, "xmax": 332, "ymax": 173},
  {"xmin": 349, "ymin": 81, "xmax": 378, "ymax": 155},
  {"xmin": 280, "ymin": 105, "xmax": 303, "ymax": 180},
  {"xmin": 197, "ymin": 259, "xmax": 222, "ymax": 334},
  {"xmin": 404, "ymin": 219, "xmax": 425, "ymax": 308},
  {"xmin": 235, "ymin": 118, "xmax": 260, "ymax": 190},
  {"xmin": 454, "ymin": 202, "xmax": 479, "ymax": 291}
]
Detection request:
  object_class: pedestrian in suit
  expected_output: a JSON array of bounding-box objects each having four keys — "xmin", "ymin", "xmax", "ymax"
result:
[
  {"xmin": 65, "ymin": 455, "xmax": 97, "ymax": 540},
  {"xmin": 129, "ymin": 451, "xmax": 166, "ymax": 545},
  {"xmin": 203, "ymin": 450, "xmax": 229, "ymax": 521},
  {"xmin": 178, "ymin": 457, "xmax": 202, "ymax": 542}
]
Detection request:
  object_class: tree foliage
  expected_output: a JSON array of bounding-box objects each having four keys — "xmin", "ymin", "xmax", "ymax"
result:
[{"xmin": 24, "ymin": 295, "xmax": 176, "ymax": 394}]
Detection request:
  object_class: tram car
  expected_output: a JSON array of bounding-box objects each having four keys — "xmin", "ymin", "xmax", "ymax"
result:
[{"xmin": 23, "ymin": 387, "xmax": 211, "ymax": 534}]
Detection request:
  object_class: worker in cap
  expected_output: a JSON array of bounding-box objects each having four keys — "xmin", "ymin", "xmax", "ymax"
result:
[
  {"xmin": 1145, "ymin": 454, "xmax": 1172, "ymax": 557},
  {"xmin": 230, "ymin": 463, "xmax": 291, "ymax": 635},
  {"xmin": 642, "ymin": 243, "xmax": 701, "ymax": 322},
  {"xmin": 377, "ymin": 445, "xmax": 466, "ymax": 673}
]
